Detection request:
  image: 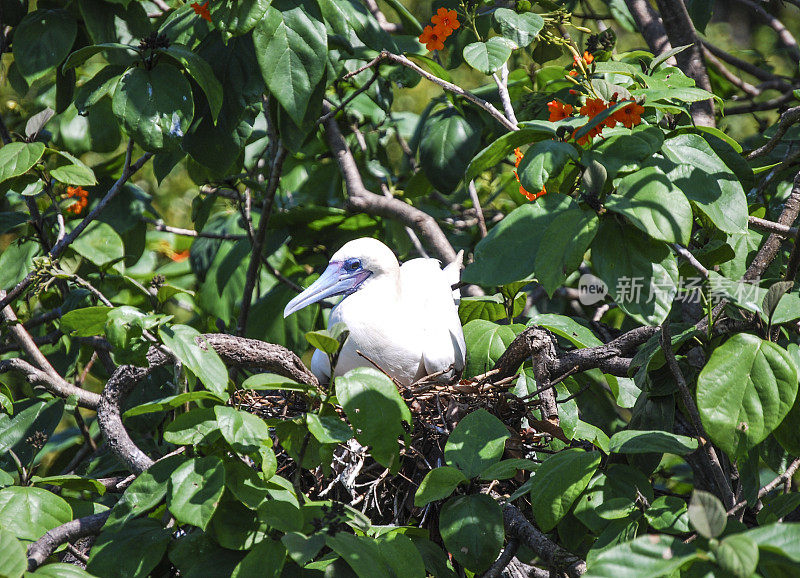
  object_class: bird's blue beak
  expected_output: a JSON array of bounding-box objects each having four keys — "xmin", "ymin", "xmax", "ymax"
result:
[{"xmin": 283, "ymin": 261, "xmax": 371, "ymax": 317}]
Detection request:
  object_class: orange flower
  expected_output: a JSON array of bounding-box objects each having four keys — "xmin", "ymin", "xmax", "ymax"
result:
[
  {"xmin": 569, "ymin": 69, "xmax": 578, "ymax": 77},
  {"xmin": 65, "ymin": 186, "xmax": 89, "ymax": 214},
  {"xmin": 547, "ymin": 100, "xmax": 574, "ymax": 122},
  {"xmin": 431, "ymin": 7, "xmax": 459, "ymax": 33},
  {"xmin": 419, "ymin": 24, "xmax": 448, "ymax": 51},
  {"xmin": 514, "ymin": 147, "xmax": 524, "ymax": 168},
  {"xmin": 521, "ymin": 185, "xmax": 546, "ymax": 201},
  {"xmin": 170, "ymin": 249, "xmax": 190, "ymax": 262},
  {"xmin": 613, "ymin": 100, "xmax": 645, "ymax": 128},
  {"xmin": 571, "ymin": 128, "xmax": 593, "ymax": 147},
  {"xmin": 191, "ymin": 1, "xmax": 211, "ymax": 22},
  {"xmin": 579, "ymin": 98, "xmax": 607, "ymax": 119},
  {"xmin": 582, "ymin": 51, "xmax": 594, "ymax": 65}
]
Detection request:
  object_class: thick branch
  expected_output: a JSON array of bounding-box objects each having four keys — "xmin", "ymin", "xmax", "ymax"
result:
[
  {"xmin": 322, "ymin": 102, "xmax": 457, "ymax": 264},
  {"xmin": 26, "ymin": 511, "xmax": 110, "ymax": 571},
  {"xmin": 0, "ymin": 358, "xmax": 100, "ymax": 409},
  {"xmin": 653, "ymin": 0, "xmax": 715, "ymax": 127},
  {"xmin": 503, "ymin": 504, "xmax": 586, "ymax": 577},
  {"xmin": 623, "ymin": 0, "xmax": 675, "ymax": 60},
  {"xmin": 97, "ymin": 334, "xmax": 318, "ymax": 474}
]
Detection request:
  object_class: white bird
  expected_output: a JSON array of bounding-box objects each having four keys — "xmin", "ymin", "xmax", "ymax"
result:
[{"xmin": 283, "ymin": 238, "xmax": 466, "ymax": 387}]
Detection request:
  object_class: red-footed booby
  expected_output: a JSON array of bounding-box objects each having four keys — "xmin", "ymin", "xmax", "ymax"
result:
[{"xmin": 283, "ymin": 238, "xmax": 465, "ymax": 387}]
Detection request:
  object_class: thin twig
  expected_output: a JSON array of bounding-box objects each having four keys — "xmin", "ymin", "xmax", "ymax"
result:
[
  {"xmin": 144, "ymin": 218, "xmax": 246, "ymax": 240},
  {"xmin": 747, "ymin": 106, "xmax": 800, "ymax": 160},
  {"xmin": 468, "ymin": 181, "xmax": 488, "ymax": 238},
  {"xmin": 728, "ymin": 457, "xmax": 800, "ymax": 515}
]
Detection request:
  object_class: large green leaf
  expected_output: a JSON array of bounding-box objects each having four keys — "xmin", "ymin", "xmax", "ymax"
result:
[
  {"xmin": 167, "ymin": 456, "xmax": 226, "ymax": 530},
  {"xmin": 592, "ymin": 219, "xmax": 678, "ymax": 325},
  {"xmin": 697, "ymin": 333, "xmax": 798, "ymax": 458},
  {"xmin": 112, "ymin": 64, "xmax": 194, "ymax": 152},
  {"xmin": 211, "ymin": 0, "xmax": 272, "ymax": 37},
  {"xmin": 535, "ymin": 204, "xmax": 599, "ymax": 296},
  {"xmin": 419, "ymin": 108, "xmax": 481, "ymax": 193},
  {"xmin": 414, "ymin": 467, "xmax": 467, "ymax": 507},
  {"xmin": 439, "ymin": 494, "xmax": 504, "ymax": 573},
  {"xmin": 585, "ymin": 534, "xmax": 698, "ymax": 578},
  {"xmin": 463, "ymin": 194, "xmax": 581, "ymax": 286},
  {"xmin": 657, "ymin": 134, "xmax": 747, "ymax": 235},
  {"xmin": 0, "ymin": 142, "xmax": 45, "ymax": 183},
  {"xmin": 747, "ymin": 522, "xmax": 800, "ymax": 562},
  {"xmin": 0, "ymin": 486, "xmax": 72, "ymax": 541},
  {"xmin": 717, "ymin": 533, "xmax": 759, "ymax": 578},
  {"xmin": 688, "ymin": 490, "xmax": 727, "ymax": 539},
  {"xmin": 105, "ymin": 455, "xmax": 183, "ymax": 530},
  {"xmin": 12, "ymin": 9, "xmax": 77, "ymax": 82},
  {"xmin": 0, "ymin": 528, "xmax": 26, "ymax": 578},
  {"xmin": 529, "ymin": 449, "xmax": 601, "ymax": 531},
  {"xmin": 70, "ymin": 221, "xmax": 125, "ymax": 267},
  {"xmin": 0, "ymin": 241, "xmax": 39, "ymax": 290},
  {"xmin": 608, "ymin": 430, "xmax": 698, "ymax": 455},
  {"xmin": 253, "ymin": 0, "xmax": 327, "ymax": 125},
  {"xmin": 161, "ymin": 44, "xmax": 223, "ymax": 122},
  {"xmin": 326, "ymin": 533, "xmax": 392, "ymax": 578},
  {"xmin": 0, "ymin": 398, "xmax": 65, "ymax": 472},
  {"xmin": 214, "ymin": 405, "xmax": 271, "ymax": 454},
  {"xmin": 462, "ymin": 320, "xmax": 521, "ymax": 377},
  {"xmin": 463, "ymin": 37, "xmax": 516, "ymax": 74},
  {"xmin": 517, "ymin": 140, "xmax": 580, "ymax": 192},
  {"xmin": 159, "ymin": 324, "xmax": 229, "ymax": 398},
  {"xmin": 444, "ymin": 409, "xmax": 509, "ymax": 478},
  {"xmin": 584, "ymin": 125, "xmax": 664, "ymax": 178},
  {"xmin": 605, "ymin": 166, "xmax": 692, "ymax": 244},
  {"xmin": 335, "ymin": 367, "xmax": 412, "ymax": 472},
  {"xmin": 87, "ymin": 518, "xmax": 171, "ymax": 578},
  {"xmin": 493, "ymin": 8, "xmax": 544, "ymax": 48}
]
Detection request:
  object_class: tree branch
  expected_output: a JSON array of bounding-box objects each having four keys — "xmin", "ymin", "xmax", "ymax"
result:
[
  {"xmin": 26, "ymin": 511, "xmax": 111, "ymax": 571},
  {"xmin": 623, "ymin": 0, "xmax": 675, "ymax": 61},
  {"xmin": 746, "ymin": 106, "xmax": 800, "ymax": 159},
  {"xmin": 321, "ymin": 102, "xmax": 458, "ymax": 264},
  {"xmin": 730, "ymin": 0, "xmax": 800, "ymax": 61},
  {"xmin": 97, "ymin": 334, "xmax": 318, "ymax": 474}
]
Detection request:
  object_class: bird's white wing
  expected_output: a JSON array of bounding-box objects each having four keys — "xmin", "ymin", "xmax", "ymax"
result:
[
  {"xmin": 442, "ymin": 250, "xmax": 464, "ymax": 305},
  {"xmin": 400, "ymin": 258, "xmax": 466, "ymax": 379},
  {"xmin": 310, "ymin": 349, "xmax": 332, "ymax": 385}
]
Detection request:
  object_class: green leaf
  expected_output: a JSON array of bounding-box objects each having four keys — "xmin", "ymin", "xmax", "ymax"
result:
[
  {"xmin": 606, "ymin": 166, "xmax": 692, "ymax": 244},
  {"xmin": 644, "ymin": 496, "xmax": 690, "ymax": 534},
  {"xmin": 105, "ymin": 455, "xmax": 182, "ymax": 530},
  {"xmin": 305, "ymin": 330, "xmax": 341, "ymax": 354},
  {"xmin": 414, "ymin": 467, "xmax": 468, "ymax": 506},
  {"xmin": 716, "ymin": 533, "xmax": 759, "ymax": 578},
  {"xmin": 112, "ymin": 64, "xmax": 194, "ymax": 152},
  {"xmin": 0, "ymin": 486, "xmax": 72, "ymax": 542},
  {"xmin": 70, "ymin": 221, "xmax": 125, "ymax": 267},
  {"xmin": 60, "ymin": 306, "xmax": 112, "ymax": 336},
  {"xmin": 210, "ymin": 0, "xmax": 272, "ymax": 37},
  {"xmin": 0, "ymin": 142, "xmax": 46, "ymax": 183},
  {"xmin": 232, "ymin": 538, "xmax": 286, "ymax": 578},
  {"xmin": 444, "ymin": 409, "xmax": 509, "ymax": 478},
  {"xmin": 50, "ymin": 156, "xmax": 97, "ymax": 186},
  {"xmin": 688, "ymin": 490, "xmax": 727, "ymax": 539},
  {"xmin": 159, "ymin": 324, "xmax": 229, "ymax": 398},
  {"xmin": 697, "ymin": 333, "xmax": 798, "ymax": 458},
  {"xmin": 529, "ymin": 313, "xmax": 603, "ymax": 347},
  {"xmin": 326, "ymin": 533, "xmax": 392, "ymax": 578},
  {"xmin": 160, "ymin": 44, "xmax": 223, "ymax": 123},
  {"xmin": 306, "ymin": 413, "xmax": 353, "ymax": 444},
  {"xmin": 585, "ymin": 125, "xmax": 664, "ymax": 178},
  {"xmin": 592, "ymin": 219, "xmax": 678, "ymax": 325},
  {"xmin": 0, "ymin": 398, "xmax": 64, "ymax": 473},
  {"xmin": 462, "ymin": 320, "xmax": 521, "ymax": 377},
  {"xmin": 224, "ymin": 459, "xmax": 269, "ymax": 510},
  {"xmin": 335, "ymin": 367, "xmax": 412, "ymax": 472},
  {"xmin": 419, "ymin": 108, "xmax": 481, "ymax": 194},
  {"xmin": 458, "ymin": 294, "xmax": 526, "ymax": 324},
  {"xmin": 529, "ymin": 449, "xmax": 601, "ymax": 531},
  {"xmin": 30, "ymin": 474, "xmax": 106, "ymax": 495},
  {"xmin": 87, "ymin": 518, "xmax": 171, "ymax": 578},
  {"xmin": 163, "ymin": 407, "xmax": 221, "ymax": 446},
  {"xmin": 439, "ymin": 494, "xmax": 504, "ymax": 573},
  {"xmin": 62, "ymin": 43, "xmax": 137, "ymax": 71},
  {"xmin": 241, "ymin": 373, "xmax": 309, "ymax": 392},
  {"xmin": 493, "ymin": 8, "xmax": 544, "ymax": 48},
  {"xmin": 282, "ymin": 532, "xmax": 326, "ymax": 567},
  {"xmin": 463, "ymin": 37, "xmax": 516, "ymax": 75},
  {"xmin": 608, "ymin": 430, "xmax": 698, "ymax": 455},
  {"xmin": 584, "ymin": 534, "xmax": 698, "ymax": 578},
  {"xmin": 167, "ymin": 456, "xmax": 225, "ymax": 530},
  {"xmin": 253, "ymin": 0, "xmax": 327, "ymax": 125},
  {"xmin": 124, "ymin": 391, "xmax": 222, "ymax": 418},
  {"xmin": 0, "ymin": 528, "xmax": 26, "ymax": 578},
  {"xmin": 0, "ymin": 241, "xmax": 39, "ymax": 291},
  {"xmin": 12, "ymin": 10, "xmax": 77, "ymax": 82},
  {"xmin": 518, "ymin": 140, "xmax": 580, "ymax": 192},
  {"xmin": 214, "ymin": 406, "xmax": 271, "ymax": 454},
  {"xmin": 479, "ymin": 458, "xmax": 538, "ymax": 480},
  {"xmin": 27, "ymin": 563, "xmax": 95, "ymax": 577},
  {"xmin": 747, "ymin": 522, "xmax": 800, "ymax": 561},
  {"xmin": 465, "ymin": 122, "xmax": 557, "ymax": 183}
]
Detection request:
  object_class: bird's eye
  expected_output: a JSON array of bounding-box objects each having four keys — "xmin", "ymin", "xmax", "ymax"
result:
[{"xmin": 343, "ymin": 258, "xmax": 362, "ymax": 272}]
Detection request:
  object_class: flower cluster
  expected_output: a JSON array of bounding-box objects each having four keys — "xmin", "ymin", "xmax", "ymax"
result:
[
  {"xmin": 548, "ymin": 97, "xmax": 644, "ymax": 145},
  {"xmin": 65, "ymin": 186, "xmax": 88, "ymax": 215},
  {"xmin": 191, "ymin": 1, "xmax": 212, "ymax": 22},
  {"xmin": 513, "ymin": 148, "xmax": 546, "ymax": 201},
  {"xmin": 418, "ymin": 8, "xmax": 460, "ymax": 51}
]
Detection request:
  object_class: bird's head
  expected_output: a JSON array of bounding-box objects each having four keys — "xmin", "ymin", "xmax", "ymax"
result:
[{"xmin": 283, "ymin": 238, "xmax": 399, "ymax": 317}]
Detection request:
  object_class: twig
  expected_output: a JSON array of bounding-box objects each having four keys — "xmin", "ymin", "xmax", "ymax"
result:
[
  {"xmin": 483, "ymin": 540, "xmax": 520, "ymax": 578},
  {"xmin": 343, "ymin": 51, "xmax": 517, "ymax": 132},
  {"xmin": 318, "ymin": 68, "xmax": 382, "ymax": 126},
  {"xmin": 746, "ymin": 106, "xmax": 800, "ymax": 159},
  {"xmin": 671, "ymin": 244, "xmax": 709, "ymax": 279},
  {"xmin": 492, "ymin": 63, "xmax": 518, "ymax": 127},
  {"xmin": 144, "ymin": 218, "xmax": 246, "ymax": 240},
  {"xmin": 468, "ymin": 181, "xmax": 488, "ymax": 238},
  {"xmin": 749, "ymin": 215, "xmax": 798, "ymax": 238},
  {"xmin": 701, "ymin": 47, "xmax": 759, "ymax": 97},
  {"xmin": 363, "ymin": 0, "xmax": 401, "ymax": 33},
  {"xmin": 701, "ymin": 40, "xmax": 790, "ymax": 84},
  {"xmin": 728, "ymin": 457, "xmax": 800, "ymax": 515},
  {"xmin": 730, "ymin": 0, "xmax": 800, "ymax": 61},
  {"xmin": 236, "ymin": 144, "xmax": 289, "ymax": 336},
  {"xmin": 661, "ymin": 322, "xmax": 735, "ymax": 510},
  {"xmin": 0, "ymin": 358, "xmax": 100, "ymax": 409}
]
